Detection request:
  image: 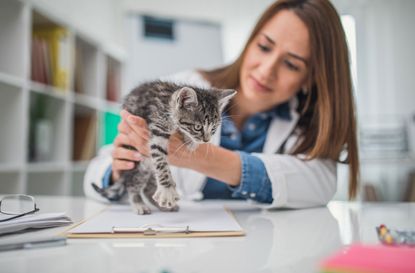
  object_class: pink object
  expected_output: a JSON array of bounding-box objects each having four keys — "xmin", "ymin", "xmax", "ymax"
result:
[{"xmin": 320, "ymin": 244, "xmax": 415, "ymax": 273}]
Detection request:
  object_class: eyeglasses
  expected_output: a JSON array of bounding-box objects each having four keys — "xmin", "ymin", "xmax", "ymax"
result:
[{"xmin": 0, "ymin": 194, "xmax": 39, "ymax": 222}]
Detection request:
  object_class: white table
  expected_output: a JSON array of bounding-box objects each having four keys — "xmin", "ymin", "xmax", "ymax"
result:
[{"xmin": 0, "ymin": 196, "xmax": 414, "ymax": 273}]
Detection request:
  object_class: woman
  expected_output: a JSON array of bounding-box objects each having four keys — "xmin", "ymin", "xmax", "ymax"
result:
[{"xmin": 84, "ymin": 0, "xmax": 359, "ymax": 208}]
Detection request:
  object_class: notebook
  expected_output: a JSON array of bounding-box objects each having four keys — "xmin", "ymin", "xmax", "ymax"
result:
[{"xmin": 66, "ymin": 201, "xmax": 244, "ymax": 238}]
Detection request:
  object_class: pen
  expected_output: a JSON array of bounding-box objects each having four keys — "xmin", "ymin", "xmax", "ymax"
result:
[{"xmin": 0, "ymin": 236, "xmax": 67, "ymax": 252}]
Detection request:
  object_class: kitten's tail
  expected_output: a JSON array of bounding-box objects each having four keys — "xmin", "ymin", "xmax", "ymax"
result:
[{"xmin": 91, "ymin": 182, "xmax": 126, "ymax": 201}]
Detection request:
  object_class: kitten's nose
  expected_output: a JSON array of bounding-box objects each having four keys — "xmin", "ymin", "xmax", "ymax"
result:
[{"xmin": 203, "ymin": 136, "xmax": 210, "ymax": 142}]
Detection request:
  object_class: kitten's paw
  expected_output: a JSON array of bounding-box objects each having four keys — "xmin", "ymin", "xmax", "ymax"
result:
[
  {"xmin": 132, "ymin": 204, "xmax": 152, "ymax": 215},
  {"xmin": 153, "ymin": 187, "xmax": 180, "ymax": 208},
  {"xmin": 158, "ymin": 204, "xmax": 180, "ymax": 212}
]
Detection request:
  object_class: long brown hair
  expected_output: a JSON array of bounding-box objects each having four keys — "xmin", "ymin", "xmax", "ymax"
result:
[{"xmin": 200, "ymin": 0, "xmax": 359, "ymax": 199}]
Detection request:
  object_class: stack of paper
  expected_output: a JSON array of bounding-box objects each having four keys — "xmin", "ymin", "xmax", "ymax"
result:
[{"xmin": 0, "ymin": 212, "xmax": 73, "ymax": 235}]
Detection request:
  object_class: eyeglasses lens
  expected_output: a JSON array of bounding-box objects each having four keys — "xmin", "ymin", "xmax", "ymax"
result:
[{"xmin": 1, "ymin": 195, "xmax": 34, "ymax": 215}]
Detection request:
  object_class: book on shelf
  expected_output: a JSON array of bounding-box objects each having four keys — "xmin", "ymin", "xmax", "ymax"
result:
[
  {"xmin": 73, "ymin": 114, "xmax": 97, "ymax": 161},
  {"xmin": 74, "ymin": 44, "xmax": 84, "ymax": 94},
  {"xmin": 32, "ymin": 26, "xmax": 70, "ymax": 90},
  {"xmin": 106, "ymin": 60, "xmax": 120, "ymax": 102},
  {"xmin": 363, "ymin": 183, "xmax": 380, "ymax": 201}
]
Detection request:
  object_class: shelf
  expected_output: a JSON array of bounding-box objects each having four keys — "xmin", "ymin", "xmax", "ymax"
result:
[
  {"xmin": 74, "ymin": 36, "xmax": 100, "ymax": 97},
  {"xmin": 0, "ymin": 82, "xmax": 25, "ymax": 165},
  {"xmin": 27, "ymin": 170, "xmax": 66, "ymax": 195},
  {"xmin": 105, "ymin": 56, "xmax": 122, "ymax": 102},
  {"xmin": 0, "ymin": 163, "xmax": 22, "ymax": 173},
  {"xmin": 360, "ymin": 154, "xmax": 415, "ymax": 165},
  {"xmin": 71, "ymin": 160, "xmax": 90, "ymax": 172},
  {"xmin": 28, "ymin": 92, "xmax": 69, "ymax": 163},
  {"xmin": 0, "ymin": 1, "xmax": 124, "ymax": 196},
  {"xmin": 0, "ymin": 171, "xmax": 23, "ymax": 194},
  {"xmin": 27, "ymin": 162, "xmax": 67, "ymax": 172},
  {"xmin": 0, "ymin": 72, "xmax": 25, "ymax": 88},
  {"xmin": 30, "ymin": 81, "xmax": 68, "ymax": 100},
  {"xmin": 73, "ymin": 93, "xmax": 103, "ymax": 110},
  {"xmin": 72, "ymin": 105, "xmax": 98, "ymax": 162},
  {"xmin": 0, "ymin": 0, "xmax": 27, "ymax": 78}
]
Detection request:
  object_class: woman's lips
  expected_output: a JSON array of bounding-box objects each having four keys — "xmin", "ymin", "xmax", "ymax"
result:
[{"xmin": 249, "ymin": 76, "xmax": 272, "ymax": 93}]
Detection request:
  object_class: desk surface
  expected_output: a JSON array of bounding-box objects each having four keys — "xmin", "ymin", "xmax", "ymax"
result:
[{"xmin": 0, "ymin": 196, "xmax": 414, "ymax": 273}]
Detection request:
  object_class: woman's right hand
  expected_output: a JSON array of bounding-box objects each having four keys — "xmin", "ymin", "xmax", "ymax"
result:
[{"xmin": 111, "ymin": 110, "xmax": 150, "ymax": 181}]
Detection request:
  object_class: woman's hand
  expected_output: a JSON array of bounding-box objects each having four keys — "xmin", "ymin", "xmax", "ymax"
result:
[{"xmin": 111, "ymin": 110, "xmax": 150, "ymax": 181}]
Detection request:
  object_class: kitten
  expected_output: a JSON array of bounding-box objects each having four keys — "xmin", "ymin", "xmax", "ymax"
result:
[{"xmin": 92, "ymin": 80, "xmax": 236, "ymax": 214}]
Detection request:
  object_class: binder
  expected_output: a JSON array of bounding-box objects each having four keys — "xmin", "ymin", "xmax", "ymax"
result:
[
  {"xmin": 65, "ymin": 202, "xmax": 245, "ymax": 238},
  {"xmin": 33, "ymin": 26, "xmax": 70, "ymax": 90}
]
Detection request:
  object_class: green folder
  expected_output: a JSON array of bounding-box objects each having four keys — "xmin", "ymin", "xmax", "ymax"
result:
[{"xmin": 100, "ymin": 111, "xmax": 121, "ymax": 146}]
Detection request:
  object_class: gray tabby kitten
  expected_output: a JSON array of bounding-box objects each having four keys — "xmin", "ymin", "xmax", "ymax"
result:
[{"xmin": 92, "ymin": 80, "xmax": 236, "ymax": 214}]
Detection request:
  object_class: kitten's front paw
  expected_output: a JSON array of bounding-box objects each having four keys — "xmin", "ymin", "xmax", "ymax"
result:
[
  {"xmin": 153, "ymin": 187, "xmax": 180, "ymax": 208},
  {"xmin": 132, "ymin": 203, "xmax": 152, "ymax": 215}
]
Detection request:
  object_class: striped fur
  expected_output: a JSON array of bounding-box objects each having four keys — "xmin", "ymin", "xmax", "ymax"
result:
[{"xmin": 93, "ymin": 80, "xmax": 236, "ymax": 214}]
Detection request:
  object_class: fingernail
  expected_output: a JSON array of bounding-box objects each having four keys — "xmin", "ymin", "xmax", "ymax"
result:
[
  {"xmin": 128, "ymin": 162, "xmax": 135, "ymax": 168},
  {"xmin": 134, "ymin": 153, "xmax": 141, "ymax": 159},
  {"xmin": 127, "ymin": 116, "xmax": 135, "ymax": 124}
]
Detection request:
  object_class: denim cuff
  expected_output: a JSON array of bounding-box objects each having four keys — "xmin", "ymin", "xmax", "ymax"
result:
[{"xmin": 228, "ymin": 151, "xmax": 274, "ymax": 204}]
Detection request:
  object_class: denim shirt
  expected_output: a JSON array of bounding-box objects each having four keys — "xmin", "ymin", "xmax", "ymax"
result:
[{"xmin": 202, "ymin": 103, "xmax": 291, "ymax": 204}]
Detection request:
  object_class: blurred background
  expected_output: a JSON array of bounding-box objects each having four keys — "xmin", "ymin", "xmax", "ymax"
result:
[{"xmin": 0, "ymin": 0, "xmax": 414, "ymax": 202}]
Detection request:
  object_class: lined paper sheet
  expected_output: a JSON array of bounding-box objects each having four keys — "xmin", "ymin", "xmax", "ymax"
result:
[{"xmin": 69, "ymin": 201, "xmax": 243, "ymax": 234}]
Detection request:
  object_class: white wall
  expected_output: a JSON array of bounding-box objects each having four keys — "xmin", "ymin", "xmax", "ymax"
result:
[
  {"xmin": 121, "ymin": 0, "xmax": 276, "ymax": 63},
  {"xmin": 124, "ymin": 15, "xmax": 223, "ymax": 91}
]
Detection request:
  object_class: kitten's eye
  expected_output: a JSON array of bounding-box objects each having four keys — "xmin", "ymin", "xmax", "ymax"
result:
[{"xmin": 194, "ymin": 124, "xmax": 203, "ymax": 131}]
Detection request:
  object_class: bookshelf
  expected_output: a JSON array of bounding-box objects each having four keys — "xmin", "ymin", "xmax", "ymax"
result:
[{"xmin": 0, "ymin": 0, "xmax": 124, "ymax": 196}]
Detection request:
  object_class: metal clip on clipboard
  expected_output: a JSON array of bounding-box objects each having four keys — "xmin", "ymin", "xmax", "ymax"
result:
[{"xmin": 112, "ymin": 224, "xmax": 191, "ymax": 236}]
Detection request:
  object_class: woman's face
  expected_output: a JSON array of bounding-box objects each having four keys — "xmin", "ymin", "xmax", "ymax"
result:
[{"xmin": 239, "ymin": 10, "xmax": 310, "ymax": 113}]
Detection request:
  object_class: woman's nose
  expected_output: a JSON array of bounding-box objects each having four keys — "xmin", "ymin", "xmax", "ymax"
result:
[{"xmin": 257, "ymin": 56, "xmax": 278, "ymax": 81}]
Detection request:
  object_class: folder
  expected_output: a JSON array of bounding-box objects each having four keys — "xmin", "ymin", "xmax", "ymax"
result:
[{"xmin": 65, "ymin": 202, "xmax": 245, "ymax": 238}]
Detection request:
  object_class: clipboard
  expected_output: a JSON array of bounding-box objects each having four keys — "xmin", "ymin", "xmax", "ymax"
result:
[{"xmin": 65, "ymin": 202, "xmax": 245, "ymax": 238}]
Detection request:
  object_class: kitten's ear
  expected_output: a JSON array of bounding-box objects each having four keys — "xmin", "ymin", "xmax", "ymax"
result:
[
  {"xmin": 217, "ymin": 89, "xmax": 237, "ymax": 112},
  {"xmin": 176, "ymin": 87, "xmax": 198, "ymax": 110}
]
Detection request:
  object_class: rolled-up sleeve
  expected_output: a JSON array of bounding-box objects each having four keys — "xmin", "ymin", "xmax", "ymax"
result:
[{"xmin": 229, "ymin": 151, "xmax": 274, "ymax": 204}]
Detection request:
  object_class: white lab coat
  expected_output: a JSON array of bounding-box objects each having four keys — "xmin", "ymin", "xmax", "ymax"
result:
[{"xmin": 83, "ymin": 71, "xmax": 337, "ymax": 209}]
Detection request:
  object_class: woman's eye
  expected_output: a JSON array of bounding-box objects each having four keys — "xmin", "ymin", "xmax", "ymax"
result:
[
  {"xmin": 284, "ymin": 60, "xmax": 299, "ymax": 71},
  {"xmin": 258, "ymin": 43, "xmax": 271, "ymax": 52},
  {"xmin": 194, "ymin": 124, "xmax": 203, "ymax": 131}
]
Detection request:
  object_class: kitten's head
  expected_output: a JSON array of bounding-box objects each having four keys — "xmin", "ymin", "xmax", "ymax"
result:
[{"xmin": 171, "ymin": 86, "xmax": 236, "ymax": 143}]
